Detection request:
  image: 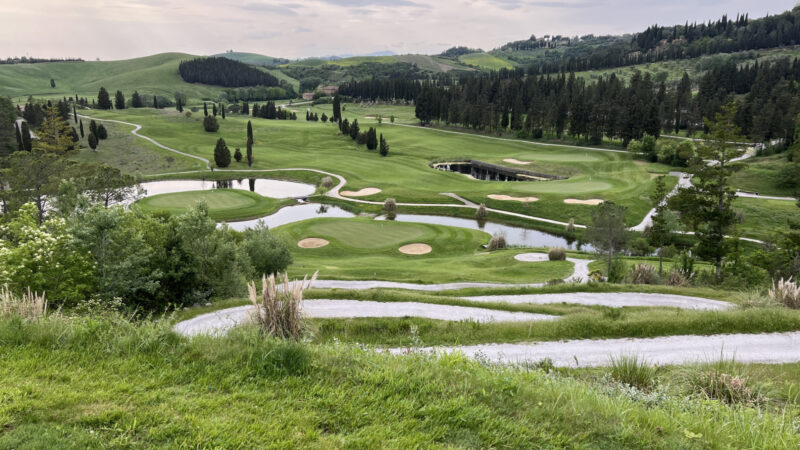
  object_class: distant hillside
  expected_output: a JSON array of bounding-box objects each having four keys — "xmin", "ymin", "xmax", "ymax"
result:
[
  {"xmin": 213, "ymin": 52, "xmax": 289, "ymax": 66},
  {"xmin": 0, "ymin": 53, "xmax": 227, "ymax": 101}
]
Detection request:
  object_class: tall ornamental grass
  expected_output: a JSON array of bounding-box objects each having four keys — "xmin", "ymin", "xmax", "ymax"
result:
[
  {"xmin": 1, "ymin": 285, "xmax": 47, "ymax": 321},
  {"xmin": 248, "ymin": 272, "xmax": 317, "ymax": 340}
]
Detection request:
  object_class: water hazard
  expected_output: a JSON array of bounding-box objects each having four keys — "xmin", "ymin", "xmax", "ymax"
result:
[
  {"xmin": 432, "ymin": 160, "xmax": 566, "ymax": 182},
  {"xmin": 140, "ymin": 178, "xmax": 316, "ymax": 199}
]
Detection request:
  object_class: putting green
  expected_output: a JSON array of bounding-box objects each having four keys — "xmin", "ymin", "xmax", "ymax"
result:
[
  {"xmin": 274, "ymin": 218, "xmax": 574, "ymax": 283},
  {"xmin": 136, "ymin": 189, "xmax": 291, "ymax": 222}
]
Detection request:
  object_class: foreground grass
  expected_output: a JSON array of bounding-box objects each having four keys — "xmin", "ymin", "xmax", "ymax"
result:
[
  {"xmin": 1, "ymin": 315, "xmax": 798, "ymax": 448},
  {"xmin": 136, "ymin": 189, "xmax": 294, "ymax": 221}
]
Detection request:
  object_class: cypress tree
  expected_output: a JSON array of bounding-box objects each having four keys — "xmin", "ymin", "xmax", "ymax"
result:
[
  {"xmin": 252, "ymin": 103, "xmax": 260, "ymax": 117},
  {"xmin": 212, "ymin": 103, "xmax": 218, "ymax": 116},
  {"xmin": 234, "ymin": 147, "xmax": 242, "ymax": 162},
  {"xmin": 242, "ymin": 101, "xmax": 249, "ymax": 115},
  {"xmin": 379, "ymin": 134, "xmax": 389, "ymax": 157},
  {"xmin": 247, "ymin": 120, "xmax": 254, "ymax": 143},
  {"xmin": 221, "ymin": 103, "xmax": 226, "ymax": 119},
  {"xmin": 90, "ymin": 119, "xmax": 98, "ymax": 137},
  {"xmin": 114, "ymin": 90, "xmax": 125, "ymax": 109},
  {"xmin": 97, "ymin": 124, "xmax": 108, "ymax": 140},
  {"xmin": 14, "ymin": 122, "xmax": 23, "ymax": 151},
  {"xmin": 153, "ymin": 96, "xmax": 158, "ymax": 109},
  {"xmin": 349, "ymin": 119, "xmax": 359, "ymax": 140},
  {"xmin": 50, "ymin": 78, "xmax": 56, "ymax": 88},
  {"xmin": 332, "ymin": 94, "xmax": 341, "ymax": 121},
  {"xmin": 79, "ymin": 120, "xmax": 84, "ymax": 138},
  {"xmin": 97, "ymin": 87, "xmax": 112, "ymax": 110},
  {"xmin": 70, "ymin": 126, "xmax": 80, "ymax": 143},
  {"xmin": 366, "ymin": 127, "xmax": 378, "ymax": 150},
  {"xmin": 131, "ymin": 91, "xmax": 143, "ymax": 108},
  {"xmin": 72, "ymin": 103, "xmax": 78, "ymax": 123},
  {"xmin": 214, "ymin": 138, "xmax": 231, "ymax": 168},
  {"xmin": 321, "ymin": 112, "xmax": 328, "ymax": 122},
  {"xmin": 20, "ymin": 122, "xmax": 32, "ymax": 151},
  {"xmin": 176, "ymin": 98, "xmax": 183, "ymax": 112},
  {"xmin": 88, "ymin": 133, "xmax": 98, "ymax": 150},
  {"xmin": 204, "ymin": 102, "xmax": 208, "ymax": 116},
  {"xmin": 246, "ymin": 139, "xmax": 253, "ymax": 167}
]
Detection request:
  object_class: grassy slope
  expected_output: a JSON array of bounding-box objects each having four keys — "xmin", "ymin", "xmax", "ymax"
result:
[
  {"xmin": 1, "ymin": 316, "xmax": 797, "ymax": 448},
  {"xmin": 273, "ymin": 217, "xmax": 573, "ymax": 283},
  {"xmin": 80, "ymin": 106, "xmax": 668, "ymax": 226},
  {"xmin": 0, "ymin": 53, "xmax": 227, "ymax": 102},
  {"xmin": 458, "ymin": 52, "xmax": 516, "ymax": 70},
  {"xmin": 730, "ymin": 153, "xmax": 796, "ymax": 196},
  {"xmin": 735, "ymin": 197, "xmax": 800, "ymax": 242},
  {"xmin": 212, "ymin": 51, "xmax": 281, "ymax": 66},
  {"xmin": 136, "ymin": 189, "xmax": 293, "ymax": 222}
]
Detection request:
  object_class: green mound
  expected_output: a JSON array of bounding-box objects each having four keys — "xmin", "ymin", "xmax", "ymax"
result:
[{"xmin": 136, "ymin": 189, "xmax": 291, "ymax": 222}]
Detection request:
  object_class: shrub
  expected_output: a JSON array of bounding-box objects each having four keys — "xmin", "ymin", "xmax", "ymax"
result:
[
  {"xmin": 548, "ymin": 247, "xmax": 566, "ymax": 261},
  {"xmin": 566, "ymin": 218, "xmax": 575, "ymax": 233},
  {"xmin": 736, "ymin": 289, "xmax": 778, "ymax": 309},
  {"xmin": 627, "ymin": 263, "xmax": 657, "ymax": 285},
  {"xmin": 606, "ymin": 257, "xmax": 627, "ymax": 283},
  {"xmin": 184, "ymin": 111, "xmax": 192, "ymax": 118},
  {"xmin": 0, "ymin": 285, "xmax": 47, "ymax": 321},
  {"xmin": 488, "ymin": 234, "xmax": 506, "ymax": 251},
  {"xmin": 242, "ymin": 222, "xmax": 293, "ymax": 278},
  {"xmin": 666, "ymin": 270, "xmax": 689, "ymax": 287},
  {"xmin": 203, "ymin": 115, "xmax": 219, "ymax": 132},
  {"xmin": 475, "ymin": 204, "xmax": 487, "ymax": 220},
  {"xmin": 319, "ymin": 176, "xmax": 334, "ymax": 189},
  {"xmin": 248, "ymin": 272, "xmax": 317, "ymax": 340},
  {"xmin": 383, "ymin": 198, "xmax": 397, "ymax": 220},
  {"xmin": 769, "ymin": 278, "xmax": 800, "ymax": 309},
  {"xmin": 676, "ymin": 251, "xmax": 695, "ymax": 279},
  {"xmin": 686, "ymin": 360, "xmax": 765, "ymax": 405},
  {"xmin": 610, "ymin": 355, "xmax": 658, "ymax": 391}
]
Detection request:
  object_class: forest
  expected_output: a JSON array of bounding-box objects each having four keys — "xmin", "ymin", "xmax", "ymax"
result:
[{"xmin": 178, "ymin": 57, "xmax": 280, "ymax": 88}]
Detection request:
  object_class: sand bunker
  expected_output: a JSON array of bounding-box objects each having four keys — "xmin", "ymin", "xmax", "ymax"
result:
[
  {"xmin": 298, "ymin": 238, "xmax": 330, "ymax": 249},
  {"xmin": 364, "ymin": 116, "xmax": 378, "ymax": 119},
  {"xmin": 341, "ymin": 187, "xmax": 382, "ymax": 197},
  {"xmin": 513, "ymin": 253, "xmax": 549, "ymax": 262},
  {"xmin": 399, "ymin": 243, "xmax": 432, "ymax": 255},
  {"xmin": 503, "ymin": 158, "xmax": 531, "ymax": 165},
  {"xmin": 488, "ymin": 194, "xmax": 539, "ymax": 203},
  {"xmin": 564, "ymin": 199, "xmax": 604, "ymax": 205}
]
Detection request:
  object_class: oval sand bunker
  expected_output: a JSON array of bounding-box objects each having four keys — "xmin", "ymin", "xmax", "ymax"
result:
[
  {"xmin": 298, "ymin": 238, "xmax": 330, "ymax": 249},
  {"xmin": 564, "ymin": 199, "xmax": 604, "ymax": 205},
  {"xmin": 399, "ymin": 243, "xmax": 432, "ymax": 255},
  {"xmin": 503, "ymin": 158, "xmax": 531, "ymax": 165},
  {"xmin": 341, "ymin": 187, "xmax": 382, "ymax": 197},
  {"xmin": 488, "ymin": 194, "xmax": 539, "ymax": 203}
]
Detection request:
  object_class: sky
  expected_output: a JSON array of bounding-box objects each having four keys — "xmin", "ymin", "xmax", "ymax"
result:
[{"xmin": 1, "ymin": 0, "xmax": 796, "ymax": 60}]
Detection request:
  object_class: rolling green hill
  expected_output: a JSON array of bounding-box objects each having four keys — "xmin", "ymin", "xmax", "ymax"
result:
[
  {"xmin": 0, "ymin": 53, "xmax": 227, "ymax": 102},
  {"xmin": 213, "ymin": 51, "xmax": 286, "ymax": 66},
  {"xmin": 458, "ymin": 52, "xmax": 516, "ymax": 70}
]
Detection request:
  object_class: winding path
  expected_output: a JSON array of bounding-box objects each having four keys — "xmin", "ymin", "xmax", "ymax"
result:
[
  {"xmin": 461, "ymin": 292, "xmax": 732, "ymax": 310},
  {"xmin": 393, "ymin": 332, "xmax": 800, "ymax": 367},
  {"xmin": 174, "ymin": 300, "xmax": 557, "ymax": 336}
]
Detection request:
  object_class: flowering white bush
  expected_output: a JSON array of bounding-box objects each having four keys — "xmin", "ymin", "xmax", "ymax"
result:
[{"xmin": 0, "ymin": 203, "xmax": 92, "ymax": 305}]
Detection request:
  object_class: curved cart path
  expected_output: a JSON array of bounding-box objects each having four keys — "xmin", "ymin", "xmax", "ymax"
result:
[
  {"xmin": 174, "ymin": 300, "xmax": 557, "ymax": 336},
  {"xmin": 461, "ymin": 292, "xmax": 732, "ymax": 310},
  {"xmin": 393, "ymin": 332, "xmax": 800, "ymax": 367}
]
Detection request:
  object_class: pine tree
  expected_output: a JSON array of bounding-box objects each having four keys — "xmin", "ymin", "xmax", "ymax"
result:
[
  {"xmin": 97, "ymin": 87, "xmax": 112, "ymax": 110},
  {"xmin": 647, "ymin": 175, "xmax": 674, "ymax": 276},
  {"xmin": 114, "ymin": 90, "xmax": 125, "ymax": 110},
  {"xmin": 204, "ymin": 102, "xmax": 208, "ymax": 116},
  {"xmin": 131, "ymin": 91, "xmax": 143, "ymax": 108},
  {"xmin": 14, "ymin": 122, "xmax": 23, "ymax": 151},
  {"xmin": 88, "ymin": 133, "xmax": 98, "ymax": 150},
  {"xmin": 79, "ymin": 120, "xmax": 84, "ymax": 138},
  {"xmin": 214, "ymin": 138, "xmax": 231, "ymax": 168},
  {"xmin": 379, "ymin": 134, "xmax": 389, "ymax": 157},
  {"xmin": 20, "ymin": 122, "xmax": 32, "ymax": 151},
  {"xmin": 234, "ymin": 147, "xmax": 242, "ymax": 162}
]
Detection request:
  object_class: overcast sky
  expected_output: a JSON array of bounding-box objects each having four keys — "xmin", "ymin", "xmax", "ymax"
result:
[{"xmin": 1, "ymin": 1, "xmax": 796, "ymax": 60}]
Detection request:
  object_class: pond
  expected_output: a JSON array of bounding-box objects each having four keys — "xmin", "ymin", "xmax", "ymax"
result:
[
  {"xmin": 140, "ymin": 178, "xmax": 316, "ymax": 199},
  {"xmin": 224, "ymin": 203, "xmax": 356, "ymax": 231}
]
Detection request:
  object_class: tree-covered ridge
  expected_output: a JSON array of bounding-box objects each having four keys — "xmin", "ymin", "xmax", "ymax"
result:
[
  {"xmin": 494, "ymin": 7, "xmax": 800, "ymax": 74},
  {"xmin": 178, "ymin": 57, "xmax": 279, "ymax": 88}
]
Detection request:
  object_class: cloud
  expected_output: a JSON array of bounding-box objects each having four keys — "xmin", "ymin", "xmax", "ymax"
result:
[
  {"xmin": 239, "ymin": 2, "xmax": 301, "ymax": 15},
  {"xmin": 315, "ymin": 0, "xmax": 423, "ymax": 7}
]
